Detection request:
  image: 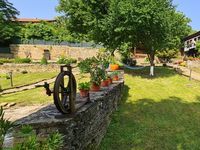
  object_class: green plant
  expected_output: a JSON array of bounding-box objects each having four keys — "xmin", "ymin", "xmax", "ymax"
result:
[
  {"xmin": 14, "ymin": 126, "xmax": 64, "ymax": 150},
  {"xmin": 90, "ymin": 65, "xmax": 104, "ymax": 86},
  {"xmin": 78, "ymin": 57, "xmax": 99, "ymax": 73},
  {"xmin": 78, "ymin": 82, "xmax": 90, "ymax": 90},
  {"xmin": 156, "ymin": 49, "xmax": 179, "ymax": 63},
  {"xmin": 0, "ymin": 58, "xmax": 14, "ymax": 64},
  {"xmin": 21, "ymin": 70, "xmax": 28, "ymax": 74},
  {"xmin": 96, "ymin": 49, "xmax": 111, "ymax": 69},
  {"xmin": 0, "ymin": 107, "xmax": 14, "ymax": 148},
  {"xmin": 40, "ymin": 57, "xmax": 48, "ymax": 65},
  {"xmin": 14, "ymin": 58, "xmax": 32, "ymax": 64},
  {"xmin": 112, "ymin": 71, "xmax": 119, "ymax": 76},
  {"xmin": 57, "ymin": 56, "xmax": 77, "ymax": 65},
  {"xmin": 109, "ymin": 56, "xmax": 118, "ymax": 64}
]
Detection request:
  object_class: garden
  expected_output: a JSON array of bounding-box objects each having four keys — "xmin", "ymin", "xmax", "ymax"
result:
[{"xmin": 100, "ymin": 67, "xmax": 200, "ymax": 149}]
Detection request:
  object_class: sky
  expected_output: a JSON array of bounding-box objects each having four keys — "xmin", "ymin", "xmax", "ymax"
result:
[{"xmin": 8, "ymin": 0, "xmax": 200, "ymax": 31}]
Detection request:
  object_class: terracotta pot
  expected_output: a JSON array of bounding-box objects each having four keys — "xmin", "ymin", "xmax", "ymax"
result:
[
  {"xmin": 112, "ymin": 75, "xmax": 119, "ymax": 81},
  {"xmin": 101, "ymin": 80, "xmax": 109, "ymax": 87},
  {"xmin": 107, "ymin": 78, "xmax": 112, "ymax": 85},
  {"xmin": 110, "ymin": 64, "xmax": 119, "ymax": 71},
  {"xmin": 90, "ymin": 83, "xmax": 101, "ymax": 92},
  {"xmin": 79, "ymin": 89, "xmax": 89, "ymax": 98}
]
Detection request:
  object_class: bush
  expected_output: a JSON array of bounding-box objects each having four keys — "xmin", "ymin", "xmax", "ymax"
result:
[
  {"xmin": 21, "ymin": 70, "xmax": 28, "ymax": 74},
  {"xmin": 0, "ymin": 58, "xmax": 14, "ymax": 64},
  {"xmin": 0, "ymin": 107, "xmax": 14, "ymax": 147},
  {"xmin": 57, "ymin": 56, "xmax": 77, "ymax": 65},
  {"xmin": 14, "ymin": 57, "xmax": 32, "ymax": 64},
  {"xmin": 78, "ymin": 57, "xmax": 98, "ymax": 73},
  {"xmin": 122, "ymin": 58, "xmax": 137, "ymax": 66},
  {"xmin": 40, "ymin": 57, "xmax": 48, "ymax": 65}
]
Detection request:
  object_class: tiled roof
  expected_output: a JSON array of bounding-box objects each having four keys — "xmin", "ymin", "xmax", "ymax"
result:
[{"xmin": 184, "ymin": 31, "xmax": 200, "ymax": 41}]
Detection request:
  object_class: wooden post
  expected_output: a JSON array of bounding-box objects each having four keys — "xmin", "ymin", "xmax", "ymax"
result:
[
  {"xmin": 189, "ymin": 69, "xmax": 192, "ymax": 81},
  {"xmin": 9, "ymin": 71, "xmax": 13, "ymax": 87}
]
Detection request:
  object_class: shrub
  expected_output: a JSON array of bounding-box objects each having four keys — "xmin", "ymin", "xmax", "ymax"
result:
[
  {"xmin": 0, "ymin": 58, "xmax": 14, "ymax": 64},
  {"xmin": 57, "ymin": 56, "xmax": 77, "ymax": 65},
  {"xmin": 40, "ymin": 57, "xmax": 48, "ymax": 65},
  {"xmin": 14, "ymin": 58, "xmax": 32, "ymax": 64},
  {"xmin": 78, "ymin": 57, "xmax": 98, "ymax": 73},
  {"xmin": 0, "ymin": 107, "xmax": 14, "ymax": 147},
  {"xmin": 21, "ymin": 70, "xmax": 28, "ymax": 74}
]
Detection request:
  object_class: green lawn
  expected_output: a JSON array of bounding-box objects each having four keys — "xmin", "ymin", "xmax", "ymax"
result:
[
  {"xmin": 100, "ymin": 67, "xmax": 200, "ymax": 150},
  {"xmin": 0, "ymin": 74, "xmax": 90, "ymax": 105},
  {"xmin": 0, "ymin": 72, "xmax": 58, "ymax": 90}
]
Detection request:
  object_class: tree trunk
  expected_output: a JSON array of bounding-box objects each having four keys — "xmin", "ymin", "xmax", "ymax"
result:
[{"xmin": 149, "ymin": 48, "xmax": 155, "ymax": 76}]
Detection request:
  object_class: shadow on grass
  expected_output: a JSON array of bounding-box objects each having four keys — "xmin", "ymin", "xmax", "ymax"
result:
[
  {"xmin": 124, "ymin": 66, "xmax": 177, "ymax": 79},
  {"xmin": 100, "ymin": 93, "xmax": 200, "ymax": 150}
]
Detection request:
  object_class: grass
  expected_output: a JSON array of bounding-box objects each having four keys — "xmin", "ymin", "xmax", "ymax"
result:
[
  {"xmin": 0, "ymin": 74, "xmax": 90, "ymax": 105},
  {"xmin": 0, "ymin": 72, "xmax": 58, "ymax": 90},
  {"xmin": 99, "ymin": 67, "xmax": 200, "ymax": 150}
]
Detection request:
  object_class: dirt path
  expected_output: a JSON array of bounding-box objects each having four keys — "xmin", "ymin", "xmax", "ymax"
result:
[
  {"xmin": 0, "ymin": 77, "xmax": 56, "ymax": 95},
  {"xmin": 167, "ymin": 63, "xmax": 200, "ymax": 81}
]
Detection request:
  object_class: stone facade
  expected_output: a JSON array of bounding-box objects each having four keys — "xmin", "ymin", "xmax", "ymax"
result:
[
  {"xmin": 15, "ymin": 80, "xmax": 124, "ymax": 149},
  {"xmin": 10, "ymin": 44, "xmax": 99, "ymax": 60},
  {"xmin": 0, "ymin": 53, "xmax": 13, "ymax": 58}
]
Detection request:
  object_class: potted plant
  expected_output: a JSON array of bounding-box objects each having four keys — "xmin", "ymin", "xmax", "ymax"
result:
[
  {"xmin": 101, "ymin": 73, "xmax": 109, "ymax": 87},
  {"xmin": 112, "ymin": 71, "xmax": 119, "ymax": 81},
  {"xmin": 78, "ymin": 82, "xmax": 90, "ymax": 98},
  {"xmin": 90, "ymin": 65, "xmax": 103, "ymax": 91},
  {"xmin": 109, "ymin": 56, "xmax": 119, "ymax": 71}
]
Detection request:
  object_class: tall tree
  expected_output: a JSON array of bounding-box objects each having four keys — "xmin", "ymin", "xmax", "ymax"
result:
[
  {"xmin": 58, "ymin": 0, "xmax": 191, "ymax": 75},
  {"xmin": 0, "ymin": 0, "xmax": 19, "ymax": 45}
]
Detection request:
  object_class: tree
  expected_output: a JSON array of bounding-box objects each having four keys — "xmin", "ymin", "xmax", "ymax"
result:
[
  {"xmin": 58, "ymin": 0, "xmax": 191, "ymax": 76},
  {"xmin": 0, "ymin": 0, "xmax": 19, "ymax": 45},
  {"xmin": 156, "ymin": 49, "xmax": 179, "ymax": 63},
  {"xmin": 196, "ymin": 41, "xmax": 200, "ymax": 55},
  {"xmin": 20, "ymin": 21, "xmax": 54, "ymax": 43}
]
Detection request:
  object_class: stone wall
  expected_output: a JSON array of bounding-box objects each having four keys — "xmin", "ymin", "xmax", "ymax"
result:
[
  {"xmin": 0, "ymin": 53, "xmax": 13, "ymax": 58},
  {"xmin": 10, "ymin": 44, "xmax": 99, "ymax": 60},
  {"xmin": 0, "ymin": 64, "xmax": 61, "ymax": 73},
  {"xmin": 15, "ymin": 80, "xmax": 124, "ymax": 149}
]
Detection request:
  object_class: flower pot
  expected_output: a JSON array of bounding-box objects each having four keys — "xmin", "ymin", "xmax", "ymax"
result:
[
  {"xmin": 110, "ymin": 64, "xmax": 119, "ymax": 71},
  {"xmin": 79, "ymin": 89, "xmax": 89, "ymax": 98},
  {"xmin": 101, "ymin": 80, "xmax": 109, "ymax": 87},
  {"xmin": 90, "ymin": 83, "xmax": 101, "ymax": 92},
  {"xmin": 112, "ymin": 75, "xmax": 119, "ymax": 81},
  {"xmin": 107, "ymin": 78, "xmax": 112, "ymax": 85}
]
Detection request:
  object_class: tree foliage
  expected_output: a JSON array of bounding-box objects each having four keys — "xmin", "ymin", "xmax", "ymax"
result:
[
  {"xmin": 58, "ymin": 0, "xmax": 191, "ymax": 75},
  {"xmin": 196, "ymin": 41, "xmax": 200, "ymax": 52},
  {"xmin": 0, "ymin": 0, "xmax": 19, "ymax": 45},
  {"xmin": 19, "ymin": 20, "xmax": 79, "ymax": 44}
]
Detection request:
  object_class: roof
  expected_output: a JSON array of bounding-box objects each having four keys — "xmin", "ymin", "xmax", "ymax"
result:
[
  {"xmin": 184, "ymin": 31, "xmax": 200, "ymax": 41},
  {"xmin": 13, "ymin": 18, "xmax": 56, "ymax": 23}
]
